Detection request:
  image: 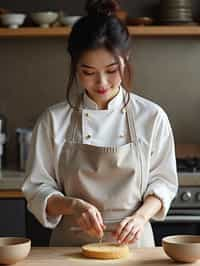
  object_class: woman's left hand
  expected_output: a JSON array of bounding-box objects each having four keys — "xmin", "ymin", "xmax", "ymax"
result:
[{"xmin": 113, "ymin": 214, "xmax": 146, "ymax": 244}]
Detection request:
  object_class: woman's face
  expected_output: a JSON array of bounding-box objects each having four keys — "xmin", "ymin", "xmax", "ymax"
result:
[{"xmin": 76, "ymin": 48, "xmax": 125, "ymax": 109}]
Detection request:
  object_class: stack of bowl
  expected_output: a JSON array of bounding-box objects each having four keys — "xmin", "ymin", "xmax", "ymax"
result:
[{"xmin": 159, "ymin": 0, "xmax": 194, "ymax": 25}]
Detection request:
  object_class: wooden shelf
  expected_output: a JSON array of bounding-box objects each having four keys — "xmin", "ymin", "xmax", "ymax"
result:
[
  {"xmin": 0, "ymin": 27, "xmax": 71, "ymax": 38},
  {"xmin": 0, "ymin": 190, "xmax": 23, "ymax": 198},
  {"xmin": 129, "ymin": 25, "xmax": 200, "ymax": 36},
  {"xmin": 0, "ymin": 26, "xmax": 200, "ymax": 38}
]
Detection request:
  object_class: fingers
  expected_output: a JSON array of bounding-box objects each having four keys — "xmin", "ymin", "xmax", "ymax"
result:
[
  {"xmin": 77, "ymin": 207, "xmax": 105, "ymax": 238},
  {"xmin": 77, "ymin": 217, "xmax": 89, "ymax": 233},
  {"xmin": 116, "ymin": 219, "xmax": 133, "ymax": 244},
  {"xmin": 82, "ymin": 212, "xmax": 91, "ymax": 229},
  {"xmin": 114, "ymin": 216, "xmax": 144, "ymax": 244},
  {"xmin": 87, "ymin": 208, "xmax": 104, "ymax": 237},
  {"xmin": 123, "ymin": 227, "xmax": 141, "ymax": 244},
  {"xmin": 96, "ymin": 210, "xmax": 106, "ymax": 229},
  {"xmin": 114, "ymin": 218, "xmax": 129, "ymax": 240}
]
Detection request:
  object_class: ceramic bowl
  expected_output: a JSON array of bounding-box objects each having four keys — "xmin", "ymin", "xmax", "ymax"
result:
[
  {"xmin": 162, "ymin": 235, "xmax": 200, "ymax": 263},
  {"xmin": 0, "ymin": 13, "xmax": 26, "ymax": 28},
  {"xmin": 59, "ymin": 15, "xmax": 81, "ymax": 26},
  {"xmin": 0, "ymin": 237, "xmax": 31, "ymax": 265},
  {"xmin": 30, "ymin": 11, "xmax": 58, "ymax": 28}
]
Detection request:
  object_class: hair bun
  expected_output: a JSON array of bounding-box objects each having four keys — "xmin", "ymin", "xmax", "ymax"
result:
[{"xmin": 86, "ymin": 0, "xmax": 120, "ymax": 16}]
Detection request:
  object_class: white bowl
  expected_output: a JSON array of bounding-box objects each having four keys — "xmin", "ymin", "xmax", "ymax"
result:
[
  {"xmin": 0, "ymin": 237, "xmax": 31, "ymax": 265},
  {"xmin": 60, "ymin": 16, "xmax": 81, "ymax": 26},
  {"xmin": 31, "ymin": 11, "xmax": 58, "ymax": 28},
  {"xmin": 0, "ymin": 13, "xmax": 26, "ymax": 28}
]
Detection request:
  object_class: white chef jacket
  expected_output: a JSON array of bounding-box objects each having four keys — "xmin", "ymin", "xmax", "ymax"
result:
[{"xmin": 22, "ymin": 87, "xmax": 178, "ymax": 229}]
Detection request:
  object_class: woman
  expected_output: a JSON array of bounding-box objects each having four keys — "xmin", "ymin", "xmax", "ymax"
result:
[{"xmin": 22, "ymin": 0, "xmax": 178, "ymax": 247}]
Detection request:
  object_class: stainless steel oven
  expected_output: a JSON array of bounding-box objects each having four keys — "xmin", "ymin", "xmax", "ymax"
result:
[{"xmin": 152, "ymin": 158, "xmax": 200, "ymax": 246}]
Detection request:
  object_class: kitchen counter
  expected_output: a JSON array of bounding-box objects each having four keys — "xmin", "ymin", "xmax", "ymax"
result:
[
  {"xmin": 0, "ymin": 170, "xmax": 24, "ymax": 198},
  {"xmin": 13, "ymin": 246, "xmax": 199, "ymax": 266}
]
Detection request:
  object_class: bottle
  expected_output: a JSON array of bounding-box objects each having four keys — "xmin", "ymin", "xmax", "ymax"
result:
[{"xmin": 0, "ymin": 114, "xmax": 7, "ymax": 169}]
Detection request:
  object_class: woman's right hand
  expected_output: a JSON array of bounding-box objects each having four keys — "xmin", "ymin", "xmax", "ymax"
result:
[{"xmin": 71, "ymin": 198, "xmax": 105, "ymax": 238}]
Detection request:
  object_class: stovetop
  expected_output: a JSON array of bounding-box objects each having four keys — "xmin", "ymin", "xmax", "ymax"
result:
[
  {"xmin": 172, "ymin": 157, "xmax": 200, "ymax": 208},
  {"xmin": 176, "ymin": 157, "xmax": 200, "ymax": 186}
]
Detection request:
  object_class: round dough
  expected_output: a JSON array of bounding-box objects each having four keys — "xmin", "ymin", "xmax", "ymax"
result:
[{"xmin": 81, "ymin": 242, "xmax": 130, "ymax": 259}]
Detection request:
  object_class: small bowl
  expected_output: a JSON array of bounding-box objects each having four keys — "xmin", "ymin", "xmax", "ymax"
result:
[
  {"xmin": 0, "ymin": 237, "xmax": 31, "ymax": 265},
  {"xmin": 59, "ymin": 15, "xmax": 82, "ymax": 26},
  {"xmin": 0, "ymin": 13, "xmax": 26, "ymax": 28},
  {"xmin": 162, "ymin": 235, "xmax": 200, "ymax": 263},
  {"xmin": 30, "ymin": 11, "xmax": 58, "ymax": 28},
  {"xmin": 127, "ymin": 17, "xmax": 153, "ymax": 26},
  {"xmin": 115, "ymin": 10, "xmax": 128, "ymax": 23}
]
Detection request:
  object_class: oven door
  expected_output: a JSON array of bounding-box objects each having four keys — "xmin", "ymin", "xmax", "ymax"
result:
[{"xmin": 151, "ymin": 210, "xmax": 200, "ymax": 246}]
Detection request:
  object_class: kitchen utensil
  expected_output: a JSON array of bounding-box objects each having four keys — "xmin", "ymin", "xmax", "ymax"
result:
[
  {"xmin": 0, "ymin": 237, "xmax": 31, "ymax": 265},
  {"xmin": 16, "ymin": 128, "xmax": 32, "ymax": 171},
  {"xmin": 0, "ymin": 13, "xmax": 26, "ymax": 28},
  {"xmin": 30, "ymin": 11, "xmax": 58, "ymax": 28},
  {"xmin": 162, "ymin": 235, "xmax": 200, "ymax": 263}
]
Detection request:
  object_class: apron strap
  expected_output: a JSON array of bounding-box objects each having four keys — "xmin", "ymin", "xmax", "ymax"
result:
[
  {"xmin": 126, "ymin": 99, "xmax": 137, "ymax": 143},
  {"xmin": 67, "ymin": 94, "xmax": 83, "ymax": 143},
  {"xmin": 126, "ymin": 98, "xmax": 143, "ymax": 196}
]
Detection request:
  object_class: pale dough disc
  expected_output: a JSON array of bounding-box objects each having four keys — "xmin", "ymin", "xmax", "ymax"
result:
[{"xmin": 81, "ymin": 242, "xmax": 130, "ymax": 259}]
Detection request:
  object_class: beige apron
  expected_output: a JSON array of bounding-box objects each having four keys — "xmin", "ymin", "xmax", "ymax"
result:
[{"xmin": 50, "ymin": 96, "xmax": 155, "ymax": 247}]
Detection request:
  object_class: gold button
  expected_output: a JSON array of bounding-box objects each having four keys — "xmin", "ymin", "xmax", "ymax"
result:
[
  {"xmin": 121, "ymin": 108, "xmax": 126, "ymax": 114},
  {"xmin": 86, "ymin": 134, "xmax": 91, "ymax": 139}
]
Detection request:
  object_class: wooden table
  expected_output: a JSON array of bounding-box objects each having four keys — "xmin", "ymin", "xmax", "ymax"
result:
[{"xmin": 15, "ymin": 247, "xmax": 199, "ymax": 266}]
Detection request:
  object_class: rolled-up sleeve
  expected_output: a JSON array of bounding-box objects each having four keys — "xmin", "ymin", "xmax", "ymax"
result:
[
  {"xmin": 143, "ymin": 109, "xmax": 178, "ymax": 220},
  {"xmin": 22, "ymin": 111, "xmax": 64, "ymax": 228}
]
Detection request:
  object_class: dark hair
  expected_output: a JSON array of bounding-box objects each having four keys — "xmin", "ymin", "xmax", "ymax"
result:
[{"xmin": 67, "ymin": 0, "xmax": 132, "ymax": 108}]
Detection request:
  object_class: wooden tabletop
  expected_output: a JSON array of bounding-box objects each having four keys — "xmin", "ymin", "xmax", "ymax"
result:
[{"xmin": 14, "ymin": 246, "xmax": 199, "ymax": 266}]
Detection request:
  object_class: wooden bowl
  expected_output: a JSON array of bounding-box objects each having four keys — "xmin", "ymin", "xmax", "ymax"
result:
[
  {"xmin": 115, "ymin": 10, "xmax": 128, "ymax": 23},
  {"xmin": 0, "ymin": 237, "xmax": 31, "ymax": 265},
  {"xmin": 162, "ymin": 235, "xmax": 200, "ymax": 263},
  {"xmin": 127, "ymin": 17, "xmax": 153, "ymax": 26}
]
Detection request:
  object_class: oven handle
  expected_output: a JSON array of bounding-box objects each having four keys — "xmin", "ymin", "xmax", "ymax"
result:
[{"xmin": 158, "ymin": 215, "xmax": 200, "ymax": 223}]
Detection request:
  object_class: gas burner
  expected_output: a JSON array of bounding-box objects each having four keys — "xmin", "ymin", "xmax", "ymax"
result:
[{"xmin": 176, "ymin": 157, "xmax": 200, "ymax": 173}]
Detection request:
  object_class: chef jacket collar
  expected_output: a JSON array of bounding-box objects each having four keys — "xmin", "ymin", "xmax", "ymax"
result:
[{"xmin": 83, "ymin": 86, "xmax": 124, "ymax": 110}]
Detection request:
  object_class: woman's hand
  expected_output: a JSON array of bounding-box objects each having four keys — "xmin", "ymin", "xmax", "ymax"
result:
[
  {"xmin": 72, "ymin": 198, "xmax": 105, "ymax": 238},
  {"xmin": 113, "ymin": 214, "xmax": 146, "ymax": 244}
]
